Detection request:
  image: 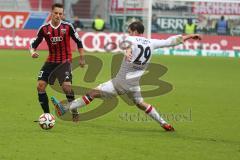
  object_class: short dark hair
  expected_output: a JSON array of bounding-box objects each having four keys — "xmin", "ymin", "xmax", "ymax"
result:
[
  {"xmin": 128, "ymin": 21, "xmax": 144, "ymax": 34},
  {"xmin": 52, "ymin": 3, "xmax": 64, "ymax": 10}
]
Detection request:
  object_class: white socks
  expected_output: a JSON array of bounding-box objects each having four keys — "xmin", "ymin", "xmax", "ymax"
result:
[
  {"xmin": 145, "ymin": 105, "xmax": 167, "ymax": 126},
  {"xmin": 70, "ymin": 95, "xmax": 92, "ymax": 110}
]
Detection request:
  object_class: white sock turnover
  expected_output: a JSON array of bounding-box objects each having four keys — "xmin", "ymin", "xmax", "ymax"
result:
[{"xmin": 145, "ymin": 105, "xmax": 167, "ymax": 126}]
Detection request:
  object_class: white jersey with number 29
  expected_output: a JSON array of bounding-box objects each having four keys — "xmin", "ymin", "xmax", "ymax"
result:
[
  {"xmin": 116, "ymin": 35, "xmax": 183, "ymax": 82},
  {"xmin": 98, "ymin": 34, "xmax": 183, "ymax": 102}
]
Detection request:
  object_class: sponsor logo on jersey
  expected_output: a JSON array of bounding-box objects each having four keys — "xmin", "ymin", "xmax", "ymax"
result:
[{"xmin": 50, "ymin": 36, "xmax": 63, "ymax": 44}]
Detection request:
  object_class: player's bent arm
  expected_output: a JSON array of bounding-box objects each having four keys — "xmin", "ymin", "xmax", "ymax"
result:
[
  {"xmin": 69, "ymin": 23, "xmax": 85, "ymax": 67},
  {"xmin": 29, "ymin": 37, "xmax": 42, "ymax": 58},
  {"xmin": 69, "ymin": 23, "xmax": 83, "ymax": 49},
  {"xmin": 76, "ymin": 40, "xmax": 85, "ymax": 67},
  {"xmin": 78, "ymin": 48, "xmax": 85, "ymax": 67},
  {"xmin": 29, "ymin": 27, "xmax": 44, "ymax": 58}
]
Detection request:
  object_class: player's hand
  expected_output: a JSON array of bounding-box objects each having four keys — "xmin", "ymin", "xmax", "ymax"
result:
[
  {"xmin": 79, "ymin": 56, "xmax": 85, "ymax": 68},
  {"xmin": 125, "ymin": 53, "xmax": 132, "ymax": 62},
  {"xmin": 125, "ymin": 48, "xmax": 132, "ymax": 62},
  {"xmin": 31, "ymin": 52, "xmax": 39, "ymax": 58},
  {"xmin": 183, "ymin": 34, "xmax": 202, "ymax": 42},
  {"xmin": 191, "ymin": 34, "xmax": 202, "ymax": 40}
]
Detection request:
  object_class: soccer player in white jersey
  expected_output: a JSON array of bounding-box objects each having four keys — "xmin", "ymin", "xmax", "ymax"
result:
[{"xmin": 52, "ymin": 21, "xmax": 201, "ymax": 131}]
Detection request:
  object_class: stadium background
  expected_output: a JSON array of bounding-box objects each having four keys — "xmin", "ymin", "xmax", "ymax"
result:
[
  {"xmin": 1, "ymin": 0, "xmax": 240, "ymax": 56},
  {"xmin": 0, "ymin": 0, "xmax": 240, "ymax": 160}
]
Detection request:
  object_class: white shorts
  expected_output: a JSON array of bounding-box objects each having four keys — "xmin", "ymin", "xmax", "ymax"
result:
[{"xmin": 97, "ymin": 79, "xmax": 143, "ymax": 104}]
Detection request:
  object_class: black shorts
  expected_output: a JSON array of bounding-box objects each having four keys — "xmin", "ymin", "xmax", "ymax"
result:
[{"xmin": 38, "ymin": 62, "xmax": 72, "ymax": 85}]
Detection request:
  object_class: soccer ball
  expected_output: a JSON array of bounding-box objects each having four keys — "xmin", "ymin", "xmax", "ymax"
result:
[{"xmin": 38, "ymin": 113, "xmax": 55, "ymax": 130}]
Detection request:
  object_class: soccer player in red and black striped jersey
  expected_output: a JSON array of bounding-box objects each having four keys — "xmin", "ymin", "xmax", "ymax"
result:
[{"xmin": 29, "ymin": 3, "xmax": 85, "ymax": 122}]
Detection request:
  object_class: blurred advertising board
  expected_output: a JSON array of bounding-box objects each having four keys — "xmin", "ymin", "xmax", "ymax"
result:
[
  {"xmin": 193, "ymin": 2, "xmax": 240, "ymax": 15},
  {"xmin": 111, "ymin": 0, "xmax": 145, "ymax": 12},
  {"xmin": 109, "ymin": 16, "xmax": 232, "ymax": 35},
  {"xmin": 0, "ymin": 30, "xmax": 240, "ymax": 58},
  {"xmin": 0, "ymin": 11, "xmax": 49, "ymax": 29}
]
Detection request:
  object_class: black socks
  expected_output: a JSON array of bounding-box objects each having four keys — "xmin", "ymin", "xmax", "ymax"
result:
[
  {"xmin": 38, "ymin": 92, "xmax": 49, "ymax": 113},
  {"xmin": 66, "ymin": 90, "xmax": 75, "ymax": 102}
]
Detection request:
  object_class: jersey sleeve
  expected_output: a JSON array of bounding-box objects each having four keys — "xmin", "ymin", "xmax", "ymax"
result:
[
  {"xmin": 69, "ymin": 24, "xmax": 83, "ymax": 48},
  {"xmin": 30, "ymin": 27, "xmax": 44, "ymax": 49},
  {"xmin": 151, "ymin": 35, "xmax": 183, "ymax": 49}
]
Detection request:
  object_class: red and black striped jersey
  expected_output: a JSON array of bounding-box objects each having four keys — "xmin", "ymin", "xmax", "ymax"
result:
[{"xmin": 30, "ymin": 20, "xmax": 83, "ymax": 63}]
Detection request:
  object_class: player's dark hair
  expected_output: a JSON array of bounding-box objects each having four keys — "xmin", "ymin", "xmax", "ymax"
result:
[
  {"xmin": 128, "ymin": 21, "xmax": 144, "ymax": 34},
  {"xmin": 52, "ymin": 3, "xmax": 64, "ymax": 10}
]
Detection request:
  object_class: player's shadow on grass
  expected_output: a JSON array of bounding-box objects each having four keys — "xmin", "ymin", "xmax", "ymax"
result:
[
  {"xmin": 80, "ymin": 122, "xmax": 240, "ymax": 146},
  {"xmin": 78, "ymin": 121, "xmax": 170, "ymax": 135},
  {"xmin": 166, "ymin": 132, "xmax": 240, "ymax": 146}
]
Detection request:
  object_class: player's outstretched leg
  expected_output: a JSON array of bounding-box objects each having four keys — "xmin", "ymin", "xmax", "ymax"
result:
[
  {"xmin": 69, "ymin": 89, "xmax": 101, "ymax": 110},
  {"xmin": 136, "ymin": 102, "xmax": 174, "ymax": 131},
  {"xmin": 70, "ymin": 94, "xmax": 94, "ymax": 110}
]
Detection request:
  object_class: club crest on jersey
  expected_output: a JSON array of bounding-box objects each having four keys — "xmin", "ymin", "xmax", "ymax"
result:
[{"xmin": 61, "ymin": 29, "xmax": 66, "ymax": 34}]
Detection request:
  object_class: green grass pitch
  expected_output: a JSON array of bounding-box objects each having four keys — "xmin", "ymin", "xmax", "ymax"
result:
[{"xmin": 0, "ymin": 49, "xmax": 239, "ymax": 160}]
